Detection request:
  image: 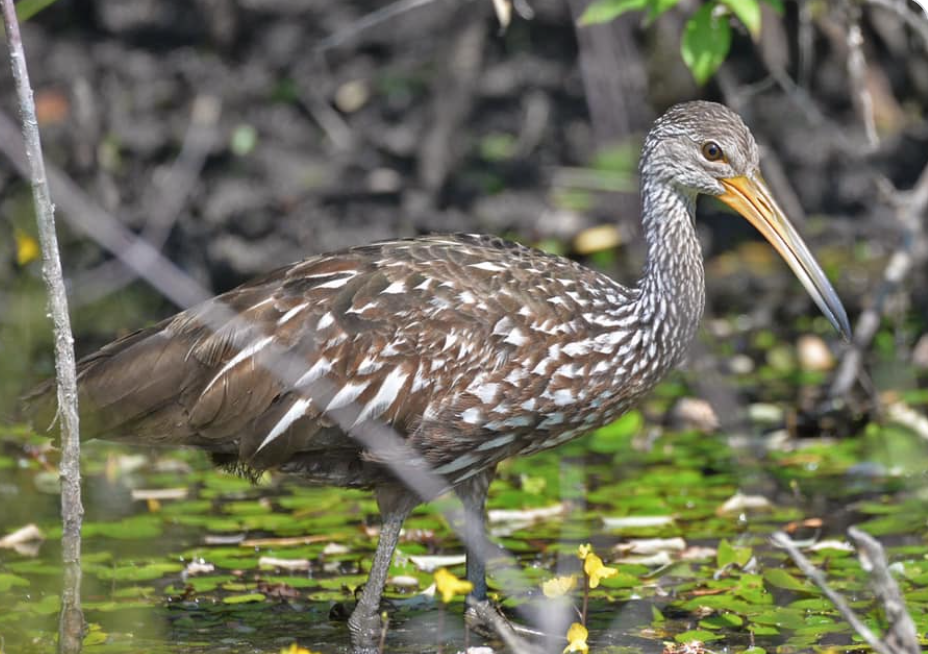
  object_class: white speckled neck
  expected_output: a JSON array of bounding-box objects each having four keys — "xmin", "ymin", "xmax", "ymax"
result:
[{"xmin": 633, "ymin": 178, "xmax": 706, "ymax": 386}]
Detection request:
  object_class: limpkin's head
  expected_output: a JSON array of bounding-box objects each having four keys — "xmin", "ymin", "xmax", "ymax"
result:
[{"xmin": 643, "ymin": 101, "xmax": 851, "ymax": 340}]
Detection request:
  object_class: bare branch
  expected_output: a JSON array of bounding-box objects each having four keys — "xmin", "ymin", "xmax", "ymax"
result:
[
  {"xmin": 845, "ymin": 2, "xmax": 880, "ymax": 150},
  {"xmin": 830, "ymin": 162, "xmax": 928, "ymax": 398},
  {"xmin": 864, "ymin": 0, "xmax": 928, "ymax": 50},
  {"xmin": 848, "ymin": 527, "xmax": 920, "ymax": 654},
  {"xmin": 771, "ymin": 531, "xmax": 892, "ymax": 654},
  {"xmin": 71, "ymin": 95, "xmax": 221, "ymax": 306},
  {"xmin": 315, "ymin": 0, "xmax": 468, "ymax": 52},
  {"xmin": 0, "ymin": 108, "xmax": 214, "ymax": 309},
  {"xmin": 0, "ymin": 4, "xmax": 84, "ymax": 652}
]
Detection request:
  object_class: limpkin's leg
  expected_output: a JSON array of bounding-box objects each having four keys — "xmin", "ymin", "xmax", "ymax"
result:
[
  {"xmin": 457, "ymin": 465, "xmax": 518, "ymax": 642},
  {"xmin": 348, "ymin": 485, "xmax": 419, "ymax": 654},
  {"xmin": 455, "ymin": 466, "xmax": 496, "ymax": 602}
]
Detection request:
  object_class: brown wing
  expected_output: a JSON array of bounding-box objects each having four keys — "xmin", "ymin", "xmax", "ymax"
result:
[{"xmin": 27, "ymin": 234, "xmax": 637, "ymax": 477}]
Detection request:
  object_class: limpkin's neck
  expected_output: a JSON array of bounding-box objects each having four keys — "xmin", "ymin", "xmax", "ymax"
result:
[{"xmin": 632, "ymin": 178, "xmax": 706, "ymax": 381}]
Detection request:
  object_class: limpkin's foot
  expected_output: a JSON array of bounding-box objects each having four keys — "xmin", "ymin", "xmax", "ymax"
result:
[
  {"xmin": 465, "ymin": 599, "xmax": 542, "ymax": 653},
  {"xmin": 467, "ymin": 599, "xmax": 549, "ymax": 639},
  {"xmin": 347, "ymin": 608, "xmax": 383, "ymax": 654},
  {"xmin": 464, "ymin": 599, "xmax": 514, "ymax": 639}
]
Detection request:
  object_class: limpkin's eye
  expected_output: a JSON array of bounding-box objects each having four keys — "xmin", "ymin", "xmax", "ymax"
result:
[{"xmin": 701, "ymin": 141, "xmax": 724, "ymax": 162}]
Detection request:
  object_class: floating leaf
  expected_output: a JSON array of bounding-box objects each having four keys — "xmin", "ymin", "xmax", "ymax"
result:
[
  {"xmin": 222, "ymin": 593, "xmax": 266, "ymax": 604},
  {"xmin": 717, "ymin": 539, "xmax": 753, "ymax": 568},
  {"xmin": 675, "ymin": 628, "xmax": 723, "ymax": 642},
  {"xmin": 699, "ymin": 612, "xmax": 744, "ymax": 629},
  {"xmin": 681, "ymin": 2, "xmax": 732, "ymax": 85},
  {"xmin": 589, "ymin": 411, "xmax": 643, "ymax": 453},
  {"xmin": 0, "ymin": 573, "xmax": 29, "ymax": 592},
  {"xmin": 95, "ymin": 561, "xmax": 183, "ymax": 583},
  {"xmin": 763, "ymin": 567, "xmax": 816, "ymax": 593}
]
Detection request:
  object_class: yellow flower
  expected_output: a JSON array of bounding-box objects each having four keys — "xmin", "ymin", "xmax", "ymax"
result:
[
  {"xmin": 583, "ymin": 552, "xmax": 618, "ymax": 589},
  {"xmin": 563, "ymin": 622, "xmax": 589, "ymax": 654},
  {"xmin": 542, "ymin": 574, "xmax": 578, "ymax": 598},
  {"xmin": 279, "ymin": 644, "xmax": 319, "ymax": 654},
  {"xmin": 433, "ymin": 567, "xmax": 473, "ymax": 603},
  {"xmin": 14, "ymin": 228, "xmax": 39, "ymax": 266},
  {"xmin": 577, "ymin": 543, "xmax": 593, "ymax": 560}
]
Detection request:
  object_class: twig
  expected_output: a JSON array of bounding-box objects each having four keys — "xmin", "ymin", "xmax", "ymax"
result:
[
  {"xmin": 71, "ymin": 95, "xmax": 221, "ymax": 306},
  {"xmin": 830, "ymin": 162, "xmax": 928, "ymax": 398},
  {"xmin": 847, "ymin": 527, "xmax": 920, "ymax": 654},
  {"xmin": 771, "ymin": 531, "xmax": 892, "ymax": 654},
  {"xmin": 863, "ymin": 0, "xmax": 928, "ymax": 50},
  {"xmin": 298, "ymin": 79, "xmax": 354, "ymax": 151},
  {"xmin": 0, "ymin": 108, "xmax": 213, "ymax": 309},
  {"xmin": 315, "ymin": 0, "xmax": 469, "ymax": 52},
  {"xmin": 0, "ymin": 4, "xmax": 85, "ymax": 652},
  {"xmin": 417, "ymin": 8, "xmax": 486, "ymax": 201},
  {"xmin": 797, "ymin": 0, "xmax": 815, "ymax": 88},
  {"xmin": 844, "ymin": 2, "xmax": 880, "ymax": 150}
]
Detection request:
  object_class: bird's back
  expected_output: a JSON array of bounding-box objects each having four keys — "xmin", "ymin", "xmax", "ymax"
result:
[{"xmin": 28, "ymin": 234, "xmax": 648, "ymax": 487}]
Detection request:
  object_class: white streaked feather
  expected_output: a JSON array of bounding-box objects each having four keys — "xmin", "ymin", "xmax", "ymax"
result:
[
  {"xmin": 255, "ymin": 398, "xmax": 311, "ymax": 453},
  {"xmin": 325, "ymin": 381, "xmax": 371, "ymax": 412},
  {"xmin": 201, "ymin": 336, "xmax": 274, "ymax": 396},
  {"xmin": 353, "ymin": 368, "xmax": 409, "ymax": 426},
  {"xmin": 296, "ymin": 356, "xmax": 332, "ymax": 387},
  {"xmin": 381, "ymin": 281, "xmax": 406, "ymax": 294},
  {"xmin": 277, "ymin": 303, "xmax": 309, "ymax": 326}
]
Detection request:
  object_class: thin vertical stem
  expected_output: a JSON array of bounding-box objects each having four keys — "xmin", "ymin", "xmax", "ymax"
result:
[
  {"xmin": 436, "ymin": 604, "xmax": 445, "ymax": 654},
  {"xmin": 0, "ymin": 5, "xmax": 84, "ymax": 653},
  {"xmin": 581, "ymin": 575, "xmax": 589, "ymax": 626}
]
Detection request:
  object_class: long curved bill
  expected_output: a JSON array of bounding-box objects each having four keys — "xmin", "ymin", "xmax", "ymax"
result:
[{"xmin": 718, "ymin": 175, "xmax": 851, "ymax": 340}]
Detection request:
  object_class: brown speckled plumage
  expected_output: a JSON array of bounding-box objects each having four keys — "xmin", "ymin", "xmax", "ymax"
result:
[{"xmin": 27, "ymin": 102, "xmax": 848, "ymax": 653}]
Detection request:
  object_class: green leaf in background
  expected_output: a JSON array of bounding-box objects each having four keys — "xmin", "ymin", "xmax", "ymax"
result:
[
  {"xmin": 578, "ymin": 0, "xmax": 648, "ymax": 25},
  {"xmin": 761, "ymin": 0, "xmax": 783, "ymax": 14},
  {"xmin": 681, "ymin": 2, "xmax": 732, "ymax": 85},
  {"xmin": 15, "ymin": 0, "xmax": 59, "ymax": 22},
  {"xmin": 578, "ymin": 0, "xmax": 683, "ymax": 25},
  {"xmin": 646, "ymin": 0, "xmax": 683, "ymax": 22},
  {"xmin": 720, "ymin": 0, "xmax": 761, "ymax": 40}
]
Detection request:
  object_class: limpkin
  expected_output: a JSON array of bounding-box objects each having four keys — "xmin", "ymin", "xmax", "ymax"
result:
[{"xmin": 28, "ymin": 101, "xmax": 849, "ymax": 651}]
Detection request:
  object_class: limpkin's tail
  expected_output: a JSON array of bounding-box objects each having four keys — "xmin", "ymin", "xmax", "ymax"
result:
[{"xmin": 22, "ymin": 317, "xmax": 200, "ymax": 445}]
